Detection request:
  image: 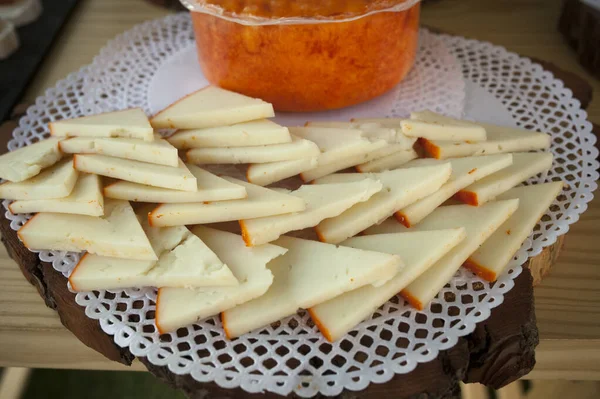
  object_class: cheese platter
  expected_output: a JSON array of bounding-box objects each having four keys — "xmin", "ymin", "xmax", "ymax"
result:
[{"xmin": 0, "ymin": 10, "xmax": 598, "ymax": 399}]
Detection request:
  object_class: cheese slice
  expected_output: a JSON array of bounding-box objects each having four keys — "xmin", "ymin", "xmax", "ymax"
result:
[
  {"xmin": 300, "ymin": 139, "xmax": 388, "ymax": 182},
  {"xmin": 395, "ymin": 154, "xmax": 513, "ymax": 227},
  {"xmin": 309, "ymin": 228, "xmax": 466, "ymax": 341},
  {"xmin": 356, "ymin": 148, "xmax": 418, "ymax": 173},
  {"xmin": 149, "ymin": 177, "xmax": 306, "ymax": 227},
  {"xmin": 363, "ymin": 217, "xmax": 407, "ymax": 235},
  {"xmin": 74, "ymin": 155, "xmax": 197, "ymax": 192},
  {"xmin": 221, "ymin": 235, "xmax": 403, "ymax": 339},
  {"xmin": 314, "ymin": 164, "xmax": 452, "ymax": 244},
  {"xmin": 58, "ymin": 137, "xmax": 96, "ymax": 154},
  {"xmin": 155, "ymin": 226, "xmax": 287, "ymax": 334},
  {"xmin": 464, "ymin": 182, "xmax": 563, "ymax": 282},
  {"xmin": 167, "ymin": 120, "xmax": 291, "ymax": 149},
  {"xmin": 240, "ymin": 179, "xmax": 383, "ymax": 246},
  {"xmin": 288, "ymin": 127, "xmax": 373, "ymax": 166},
  {"xmin": 69, "ymin": 222, "xmax": 237, "ymax": 291},
  {"xmin": 399, "ymin": 200, "xmax": 519, "ymax": 310},
  {"xmin": 246, "ymin": 157, "xmax": 318, "ymax": 186},
  {"xmin": 305, "ymin": 121, "xmax": 417, "ymax": 149},
  {"xmin": 401, "ymin": 119, "xmax": 486, "ymax": 142},
  {"xmin": 9, "ymin": 173, "xmax": 104, "ymax": 216},
  {"xmin": 0, "ymin": 159, "xmax": 77, "ymax": 200},
  {"xmin": 94, "ymin": 136, "xmax": 179, "ymax": 167},
  {"xmin": 0, "ymin": 138, "xmax": 62, "ymax": 182},
  {"xmin": 350, "ymin": 117, "xmax": 402, "ymax": 128},
  {"xmin": 17, "ymin": 198, "xmax": 156, "ymax": 260},
  {"xmin": 150, "ymin": 86, "xmax": 274, "ymax": 129},
  {"xmin": 49, "ymin": 108, "xmax": 154, "ymax": 141},
  {"xmin": 420, "ymin": 122, "xmax": 551, "ymax": 159},
  {"xmin": 455, "ymin": 152, "xmax": 553, "ymax": 206},
  {"xmin": 186, "ymin": 135, "xmax": 320, "ymax": 164},
  {"xmin": 104, "ymin": 164, "xmax": 246, "ymax": 203}
]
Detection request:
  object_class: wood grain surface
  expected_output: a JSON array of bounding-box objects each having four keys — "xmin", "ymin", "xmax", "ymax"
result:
[{"xmin": 0, "ymin": 0, "xmax": 598, "ymax": 382}]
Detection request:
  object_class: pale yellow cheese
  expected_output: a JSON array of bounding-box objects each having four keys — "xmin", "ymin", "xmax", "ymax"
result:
[
  {"xmin": 356, "ymin": 149, "xmax": 418, "ymax": 173},
  {"xmin": 363, "ymin": 217, "xmax": 407, "ymax": 235},
  {"xmin": 149, "ymin": 177, "xmax": 306, "ymax": 227},
  {"xmin": 350, "ymin": 117, "xmax": 402, "ymax": 128},
  {"xmin": 240, "ymin": 179, "xmax": 383, "ymax": 246},
  {"xmin": 456, "ymin": 152, "xmax": 553, "ymax": 206},
  {"xmin": 0, "ymin": 138, "xmax": 62, "ymax": 182},
  {"xmin": 9, "ymin": 173, "xmax": 104, "ymax": 216},
  {"xmin": 465, "ymin": 182, "xmax": 563, "ymax": 282},
  {"xmin": 305, "ymin": 121, "xmax": 416, "ymax": 149},
  {"xmin": 221, "ymin": 235, "xmax": 403, "ymax": 338},
  {"xmin": 395, "ymin": 154, "xmax": 513, "ymax": 227},
  {"xmin": 18, "ymin": 199, "xmax": 156, "ymax": 260},
  {"xmin": 314, "ymin": 164, "xmax": 452, "ymax": 244},
  {"xmin": 94, "ymin": 135, "xmax": 179, "ymax": 167},
  {"xmin": 309, "ymin": 228, "xmax": 466, "ymax": 341},
  {"xmin": 104, "ymin": 164, "xmax": 246, "ymax": 203},
  {"xmin": 0, "ymin": 159, "xmax": 77, "ymax": 200},
  {"xmin": 155, "ymin": 226, "xmax": 287, "ymax": 334},
  {"xmin": 401, "ymin": 119, "xmax": 486, "ymax": 141},
  {"xmin": 150, "ymin": 86, "xmax": 274, "ymax": 129},
  {"xmin": 420, "ymin": 121, "xmax": 551, "ymax": 159},
  {"xmin": 58, "ymin": 137, "xmax": 96, "ymax": 154},
  {"xmin": 69, "ymin": 223, "xmax": 237, "ymax": 291},
  {"xmin": 400, "ymin": 200, "xmax": 519, "ymax": 309},
  {"xmin": 186, "ymin": 135, "xmax": 320, "ymax": 164},
  {"xmin": 300, "ymin": 139, "xmax": 388, "ymax": 182},
  {"xmin": 49, "ymin": 108, "xmax": 154, "ymax": 141},
  {"xmin": 246, "ymin": 157, "xmax": 318, "ymax": 186},
  {"xmin": 167, "ymin": 120, "xmax": 291, "ymax": 149},
  {"xmin": 74, "ymin": 155, "xmax": 197, "ymax": 192},
  {"xmin": 288, "ymin": 127, "xmax": 373, "ymax": 166}
]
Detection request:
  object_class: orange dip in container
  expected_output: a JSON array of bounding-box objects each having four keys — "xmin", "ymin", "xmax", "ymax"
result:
[{"xmin": 182, "ymin": 0, "xmax": 421, "ymax": 112}]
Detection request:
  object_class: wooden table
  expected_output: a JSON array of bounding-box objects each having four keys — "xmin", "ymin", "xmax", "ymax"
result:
[{"xmin": 0, "ymin": 0, "xmax": 599, "ymax": 381}]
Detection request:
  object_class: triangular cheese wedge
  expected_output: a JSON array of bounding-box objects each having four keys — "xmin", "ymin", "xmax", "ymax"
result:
[
  {"xmin": 420, "ymin": 121, "xmax": 551, "ymax": 159},
  {"xmin": 355, "ymin": 149, "xmax": 418, "ymax": 173},
  {"xmin": 399, "ymin": 200, "xmax": 519, "ymax": 309},
  {"xmin": 104, "ymin": 164, "xmax": 247, "ymax": 203},
  {"xmin": 150, "ymin": 86, "xmax": 274, "ymax": 129},
  {"xmin": 395, "ymin": 154, "xmax": 513, "ymax": 227},
  {"xmin": 186, "ymin": 135, "xmax": 320, "ymax": 164},
  {"xmin": 0, "ymin": 138, "xmax": 62, "ymax": 182},
  {"xmin": 74, "ymin": 155, "xmax": 197, "ymax": 192},
  {"xmin": 9, "ymin": 173, "xmax": 104, "ymax": 216},
  {"xmin": 464, "ymin": 182, "xmax": 563, "ymax": 282},
  {"xmin": 149, "ymin": 177, "xmax": 306, "ymax": 227},
  {"xmin": 0, "ymin": 158, "xmax": 77, "ymax": 200},
  {"xmin": 94, "ymin": 136, "xmax": 179, "ymax": 167},
  {"xmin": 314, "ymin": 164, "xmax": 452, "ymax": 244},
  {"xmin": 221, "ymin": 235, "xmax": 403, "ymax": 339},
  {"xmin": 401, "ymin": 110, "xmax": 487, "ymax": 141},
  {"xmin": 240, "ymin": 179, "xmax": 383, "ymax": 246},
  {"xmin": 363, "ymin": 217, "xmax": 407, "ymax": 235},
  {"xmin": 49, "ymin": 108, "xmax": 154, "ymax": 141},
  {"xmin": 455, "ymin": 152, "xmax": 553, "ymax": 206},
  {"xmin": 300, "ymin": 139, "xmax": 388, "ymax": 182},
  {"xmin": 246, "ymin": 157, "xmax": 318, "ymax": 186},
  {"xmin": 309, "ymin": 228, "xmax": 466, "ymax": 341},
  {"xmin": 155, "ymin": 226, "xmax": 287, "ymax": 334},
  {"xmin": 305, "ymin": 121, "xmax": 417, "ymax": 149},
  {"xmin": 289, "ymin": 127, "xmax": 372, "ymax": 166},
  {"xmin": 59, "ymin": 137, "xmax": 96, "ymax": 154},
  {"xmin": 350, "ymin": 117, "xmax": 402, "ymax": 128},
  {"xmin": 17, "ymin": 199, "xmax": 156, "ymax": 260},
  {"xmin": 69, "ymin": 220, "xmax": 237, "ymax": 291},
  {"xmin": 168, "ymin": 120, "xmax": 291, "ymax": 149}
]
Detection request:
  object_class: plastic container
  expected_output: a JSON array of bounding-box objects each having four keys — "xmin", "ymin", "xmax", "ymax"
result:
[{"xmin": 181, "ymin": 0, "xmax": 421, "ymax": 112}]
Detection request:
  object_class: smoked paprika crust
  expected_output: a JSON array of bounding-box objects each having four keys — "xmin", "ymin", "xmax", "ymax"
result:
[
  {"xmin": 190, "ymin": 3, "xmax": 420, "ymax": 111},
  {"xmin": 463, "ymin": 258, "xmax": 498, "ymax": 282}
]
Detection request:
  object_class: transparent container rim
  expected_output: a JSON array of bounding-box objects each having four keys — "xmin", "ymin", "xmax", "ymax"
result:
[{"xmin": 180, "ymin": 0, "xmax": 421, "ymax": 26}]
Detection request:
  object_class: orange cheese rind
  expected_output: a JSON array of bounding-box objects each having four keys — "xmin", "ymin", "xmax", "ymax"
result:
[
  {"xmin": 16, "ymin": 213, "xmax": 39, "ymax": 248},
  {"xmin": 399, "ymin": 289, "xmax": 424, "ymax": 311},
  {"xmin": 454, "ymin": 190, "xmax": 479, "ymax": 206},
  {"xmin": 394, "ymin": 211, "xmax": 411, "ymax": 228},
  {"xmin": 221, "ymin": 312, "xmax": 233, "ymax": 340},
  {"xmin": 239, "ymin": 220, "xmax": 253, "ymax": 247},
  {"xmin": 154, "ymin": 288, "xmax": 167, "ymax": 335},
  {"xmin": 307, "ymin": 308, "xmax": 334, "ymax": 343},
  {"xmin": 68, "ymin": 252, "xmax": 90, "ymax": 292},
  {"xmin": 463, "ymin": 258, "xmax": 497, "ymax": 282},
  {"xmin": 417, "ymin": 138, "xmax": 441, "ymax": 159},
  {"xmin": 147, "ymin": 205, "xmax": 164, "ymax": 228},
  {"xmin": 313, "ymin": 226, "xmax": 327, "ymax": 243}
]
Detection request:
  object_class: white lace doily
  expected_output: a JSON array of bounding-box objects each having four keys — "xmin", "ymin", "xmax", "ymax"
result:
[{"xmin": 4, "ymin": 13, "xmax": 599, "ymax": 398}]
